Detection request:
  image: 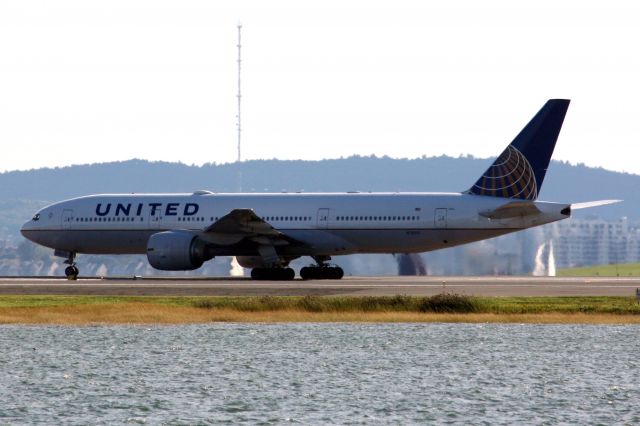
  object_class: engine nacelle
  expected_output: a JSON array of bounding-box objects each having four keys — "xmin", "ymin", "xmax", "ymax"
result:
[{"xmin": 147, "ymin": 231, "xmax": 208, "ymax": 271}]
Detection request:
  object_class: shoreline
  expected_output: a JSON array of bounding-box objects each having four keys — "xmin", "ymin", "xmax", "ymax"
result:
[{"xmin": 1, "ymin": 295, "xmax": 640, "ymax": 325}]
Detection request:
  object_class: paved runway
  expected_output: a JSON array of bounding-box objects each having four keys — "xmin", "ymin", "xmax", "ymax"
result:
[{"xmin": 0, "ymin": 276, "xmax": 639, "ymax": 297}]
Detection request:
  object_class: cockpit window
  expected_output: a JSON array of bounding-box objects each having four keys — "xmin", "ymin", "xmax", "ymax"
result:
[{"xmin": 32, "ymin": 213, "xmax": 40, "ymax": 221}]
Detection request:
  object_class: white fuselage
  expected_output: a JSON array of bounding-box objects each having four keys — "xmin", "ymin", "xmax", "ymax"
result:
[{"xmin": 21, "ymin": 191, "xmax": 570, "ymax": 258}]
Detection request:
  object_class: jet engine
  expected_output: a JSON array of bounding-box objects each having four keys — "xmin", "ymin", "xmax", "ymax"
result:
[{"xmin": 147, "ymin": 231, "xmax": 209, "ymax": 271}]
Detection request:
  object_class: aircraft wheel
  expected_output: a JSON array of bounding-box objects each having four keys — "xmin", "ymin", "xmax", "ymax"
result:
[
  {"xmin": 301, "ymin": 266, "xmax": 343, "ymax": 280},
  {"xmin": 300, "ymin": 266, "xmax": 315, "ymax": 280},
  {"xmin": 282, "ymin": 268, "xmax": 295, "ymax": 281},
  {"xmin": 330, "ymin": 267, "xmax": 344, "ymax": 280},
  {"xmin": 65, "ymin": 265, "xmax": 79, "ymax": 281},
  {"xmin": 251, "ymin": 267, "xmax": 295, "ymax": 281}
]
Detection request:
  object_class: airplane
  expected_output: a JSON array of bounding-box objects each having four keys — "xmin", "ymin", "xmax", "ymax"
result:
[{"xmin": 20, "ymin": 99, "xmax": 619, "ymax": 280}]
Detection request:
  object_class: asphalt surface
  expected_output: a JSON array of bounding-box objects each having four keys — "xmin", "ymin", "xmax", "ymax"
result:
[{"xmin": 0, "ymin": 276, "xmax": 639, "ymax": 297}]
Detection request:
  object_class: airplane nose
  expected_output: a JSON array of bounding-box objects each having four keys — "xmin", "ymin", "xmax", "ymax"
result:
[{"xmin": 20, "ymin": 221, "xmax": 35, "ymax": 242}]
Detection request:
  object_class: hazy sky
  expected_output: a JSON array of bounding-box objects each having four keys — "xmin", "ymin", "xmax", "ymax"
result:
[{"xmin": 1, "ymin": 0, "xmax": 639, "ymax": 174}]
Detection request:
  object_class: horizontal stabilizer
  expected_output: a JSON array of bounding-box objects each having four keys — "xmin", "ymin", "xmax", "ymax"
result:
[
  {"xmin": 479, "ymin": 201, "xmax": 541, "ymax": 220},
  {"xmin": 571, "ymin": 200, "xmax": 622, "ymax": 210}
]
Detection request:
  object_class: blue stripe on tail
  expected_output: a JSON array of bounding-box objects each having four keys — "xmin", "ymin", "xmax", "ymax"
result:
[{"xmin": 468, "ymin": 99, "xmax": 570, "ymax": 200}]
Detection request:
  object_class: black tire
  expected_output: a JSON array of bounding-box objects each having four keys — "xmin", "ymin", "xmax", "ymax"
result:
[
  {"xmin": 283, "ymin": 268, "xmax": 295, "ymax": 281},
  {"xmin": 300, "ymin": 266, "xmax": 313, "ymax": 280},
  {"xmin": 64, "ymin": 266, "xmax": 78, "ymax": 280},
  {"xmin": 251, "ymin": 268, "xmax": 263, "ymax": 280},
  {"xmin": 251, "ymin": 268, "xmax": 295, "ymax": 281},
  {"xmin": 332, "ymin": 267, "xmax": 344, "ymax": 280}
]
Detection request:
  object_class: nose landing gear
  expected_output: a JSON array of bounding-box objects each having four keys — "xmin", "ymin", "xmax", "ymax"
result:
[
  {"xmin": 64, "ymin": 265, "xmax": 79, "ymax": 280},
  {"xmin": 63, "ymin": 252, "xmax": 78, "ymax": 280}
]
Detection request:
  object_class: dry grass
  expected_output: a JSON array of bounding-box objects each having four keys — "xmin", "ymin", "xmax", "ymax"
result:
[{"xmin": 2, "ymin": 302, "xmax": 640, "ymax": 325}]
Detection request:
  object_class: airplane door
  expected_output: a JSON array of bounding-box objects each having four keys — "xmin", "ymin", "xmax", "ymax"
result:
[
  {"xmin": 434, "ymin": 208, "xmax": 447, "ymax": 228},
  {"xmin": 317, "ymin": 208, "xmax": 330, "ymax": 229},
  {"xmin": 61, "ymin": 209, "xmax": 74, "ymax": 229}
]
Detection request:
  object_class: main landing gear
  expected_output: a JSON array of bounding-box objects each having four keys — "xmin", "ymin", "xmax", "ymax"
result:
[
  {"xmin": 248, "ymin": 256, "xmax": 344, "ymax": 281},
  {"xmin": 300, "ymin": 256, "xmax": 344, "ymax": 280},
  {"xmin": 251, "ymin": 267, "xmax": 295, "ymax": 281},
  {"xmin": 63, "ymin": 251, "xmax": 79, "ymax": 280}
]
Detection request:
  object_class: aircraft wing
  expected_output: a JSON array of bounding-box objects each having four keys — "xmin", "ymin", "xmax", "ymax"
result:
[
  {"xmin": 479, "ymin": 201, "xmax": 541, "ymax": 220},
  {"xmin": 202, "ymin": 208, "xmax": 304, "ymax": 246}
]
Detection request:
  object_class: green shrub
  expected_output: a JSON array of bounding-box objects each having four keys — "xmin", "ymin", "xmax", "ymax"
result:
[{"xmin": 418, "ymin": 293, "xmax": 477, "ymax": 313}]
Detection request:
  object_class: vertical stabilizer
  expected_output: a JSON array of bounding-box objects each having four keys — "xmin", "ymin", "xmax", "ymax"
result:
[{"xmin": 468, "ymin": 99, "xmax": 570, "ymax": 200}]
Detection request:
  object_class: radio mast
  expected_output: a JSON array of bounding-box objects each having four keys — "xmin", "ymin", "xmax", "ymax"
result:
[
  {"xmin": 236, "ymin": 24, "xmax": 243, "ymax": 192},
  {"xmin": 236, "ymin": 24, "xmax": 242, "ymax": 163}
]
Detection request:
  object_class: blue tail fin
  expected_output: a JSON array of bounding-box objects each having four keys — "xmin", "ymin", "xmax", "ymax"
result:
[{"xmin": 467, "ymin": 99, "xmax": 570, "ymax": 200}]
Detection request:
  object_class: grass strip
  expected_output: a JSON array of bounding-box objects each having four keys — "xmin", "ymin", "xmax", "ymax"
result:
[
  {"xmin": 558, "ymin": 262, "xmax": 640, "ymax": 277},
  {"xmin": 2, "ymin": 294, "xmax": 640, "ymax": 314},
  {"xmin": 1, "ymin": 294, "xmax": 640, "ymax": 324}
]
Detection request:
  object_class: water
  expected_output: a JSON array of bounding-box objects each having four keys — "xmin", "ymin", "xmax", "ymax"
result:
[{"xmin": 1, "ymin": 324, "xmax": 639, "ymax": 424}]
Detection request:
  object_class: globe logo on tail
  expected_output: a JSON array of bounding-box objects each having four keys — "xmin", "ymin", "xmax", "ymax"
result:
[{"xmin": 470, "ymin": 145, "xmax": 538, "ymax": 200}]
